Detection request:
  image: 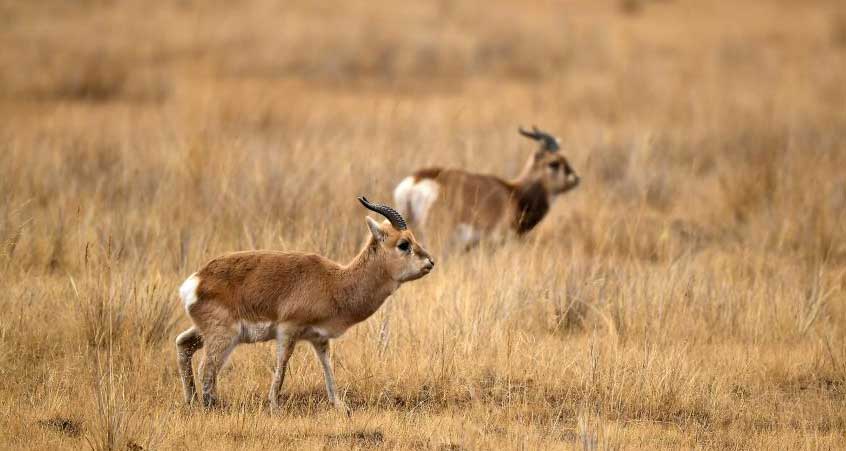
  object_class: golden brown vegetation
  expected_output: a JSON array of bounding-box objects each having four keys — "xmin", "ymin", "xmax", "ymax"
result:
[{"xmin": 2, "ymin": 0, "xmax": 846, "ymax": 449}]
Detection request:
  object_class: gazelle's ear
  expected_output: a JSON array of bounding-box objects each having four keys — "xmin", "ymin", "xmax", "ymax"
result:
[{"xmin": 365, "ymin": 216, "xmax": 386, "ymax": 242}]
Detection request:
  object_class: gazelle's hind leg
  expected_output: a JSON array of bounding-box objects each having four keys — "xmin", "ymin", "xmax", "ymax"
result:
[
  {"xmin": 175, "ymin": 326, "xmax": 204, "ymax": 405},
  {"xmin": 198, "ymin": 326, "xmax": 239, "ymax": 408}
]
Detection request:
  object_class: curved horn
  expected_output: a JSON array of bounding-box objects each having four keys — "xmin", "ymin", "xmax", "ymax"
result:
[
  {"xmin": 519, "ymin": 126, "xmax": 541, "ymax": 140},
  {"xmin": 358, "ymin": 196, "xmax": 407, "ymax": 230},
  {"xmin": 518, "ymin": 125, "xmax": 559, "ymax": 152}
]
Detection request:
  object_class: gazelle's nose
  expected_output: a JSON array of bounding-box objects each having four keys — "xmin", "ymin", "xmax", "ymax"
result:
[{"xmin": 425, "ymin": 257, "xmax": 435, "ymax": 269}]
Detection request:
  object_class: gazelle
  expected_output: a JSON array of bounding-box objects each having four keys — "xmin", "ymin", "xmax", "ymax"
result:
[
  {"xmin": 175, "ymin": 197, "xmax": 434, "ymax": 413},
  {"xmin": 393, "ymin": 126, "xmax": 580, "ymax": 251}
]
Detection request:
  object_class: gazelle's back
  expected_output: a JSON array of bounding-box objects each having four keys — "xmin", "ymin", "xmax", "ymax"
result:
[
  {"xmin": 427, "ymin": 169, "xmax": 512, "ymax": 229},
  {"xmin": 194, "ymin": 250, "xmax": 339, "ymax": 322}
]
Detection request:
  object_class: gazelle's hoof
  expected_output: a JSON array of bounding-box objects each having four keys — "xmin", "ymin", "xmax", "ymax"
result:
[
  {"xmin": 269, "ymin": 398, "xmax": 281, "ymax": 411},
  {"xmin": 202, "ymin": 393, "xmax": 218, "ymax": 409},
  {"xmin": 185, "ymin": 396, "xmax": 199, "ymax": 408},
  {"xmin": 334, "ymin": 400, "xmax": 351, "ymax": 417}
]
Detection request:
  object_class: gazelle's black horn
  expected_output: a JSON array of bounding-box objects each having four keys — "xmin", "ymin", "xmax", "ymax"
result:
[
  {"xmin": 357, "ymin": 196, "xmax": 407, "ymax": 230},
  {"xmin": 519, "ymin": 125, "xmax": 560, "ymax": 152},
  {"xmin": 519, "ymin": 126, "xmax": 540, "ymax": 140}
]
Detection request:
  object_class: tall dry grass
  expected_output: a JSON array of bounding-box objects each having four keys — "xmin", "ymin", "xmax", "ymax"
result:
[{"xmin": 1, "ymin": 0, "xmax": 845, "ymax": 449}]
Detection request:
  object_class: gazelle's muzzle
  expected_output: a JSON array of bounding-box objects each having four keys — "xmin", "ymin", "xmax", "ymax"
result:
[
  {"xmin": 568, "ymin": 174, "xmax": 580, "ymax": 188},
  {"xmin": 421, "ymin": 256, "xmax": 435, "ymax": 273}
]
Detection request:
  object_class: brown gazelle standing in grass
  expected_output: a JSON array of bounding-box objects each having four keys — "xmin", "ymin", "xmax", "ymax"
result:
[
  {"xmin": 393, "ymin": 126, "xmax": 580, "ymax": 252},
  {"xmin": 175, "ymin": 197, "xmax": 434, "ymax": 413}
]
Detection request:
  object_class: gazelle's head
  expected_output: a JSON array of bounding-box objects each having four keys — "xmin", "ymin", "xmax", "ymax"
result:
[
  {"xmin": 358, "ymin": 197, "xmax": 434, "ymax": 282},
  {"xmin": 518, "ymin": 126, "xmax": 580, "ymax": 195}
]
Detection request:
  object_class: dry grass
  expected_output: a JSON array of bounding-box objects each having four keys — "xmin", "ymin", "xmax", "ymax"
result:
[{"xmin": 2, "ymin": 0, "xmax": 846, "ymax": 449}]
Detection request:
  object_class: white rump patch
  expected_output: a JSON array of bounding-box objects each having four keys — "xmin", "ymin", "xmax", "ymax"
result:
[
  {"xmin": 179, "ymin": 273, "xmax": 200, "ymax": 313},
  {"xmin": 394, "ymin": 177, "xmax": 440, "ymax": 226},
  {"xmin": 393, "ymin": 177, "xmax": 417, "ymax": 219}
]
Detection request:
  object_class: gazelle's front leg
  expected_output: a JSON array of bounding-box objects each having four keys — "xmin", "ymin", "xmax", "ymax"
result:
[
  {"xmin": 269, "ymin": 331, "xmax": 297, "ymax": 409},
  {"xmin": 310, "ymin": 338, "xmax": 350, "ymax": 416}
]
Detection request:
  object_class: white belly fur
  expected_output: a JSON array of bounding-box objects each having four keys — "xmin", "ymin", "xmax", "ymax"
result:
[{"xmin": 239, "ymin": 321, "xmax": 277, "ymax": 343}]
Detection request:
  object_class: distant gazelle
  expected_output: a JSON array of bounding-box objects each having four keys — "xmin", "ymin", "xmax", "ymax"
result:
[
  {"xmin": 393, "ymin": 126, "xmax": 580, "ymax": 251},
  {"xmin": 175, "ymin": 197, "xmax": 434, "ymax": 413}
]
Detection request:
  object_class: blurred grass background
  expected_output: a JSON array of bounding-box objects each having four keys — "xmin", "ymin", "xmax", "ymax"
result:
[{"xmin": 1, "ymin": 0, "xmax": 845, "ymax": 449}]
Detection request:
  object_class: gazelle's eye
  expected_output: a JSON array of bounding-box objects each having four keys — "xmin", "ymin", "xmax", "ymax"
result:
[
  {"xmin": 548, "ymin": 162, "xmax": 561, "ymax": 171},
  {"xmin": 397, "ymin": 241, "xmax": 410, "ymax": 252}
]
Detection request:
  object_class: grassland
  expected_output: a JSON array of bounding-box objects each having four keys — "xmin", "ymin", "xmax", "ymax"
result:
[{"xmin": 1, "ymin": 0, "xmax": 846, "ymax": 449}]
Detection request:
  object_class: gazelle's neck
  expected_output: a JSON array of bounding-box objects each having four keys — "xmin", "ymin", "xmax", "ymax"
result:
[
  {"xmin": 510, "ymin": 180, "xmax": 551, "ymax": 235},
  {"xmin": 510, "ymin": 155, "xmax": 536, "ymax": 188},
  {"xmin": 506, "ymin": 155, "xmax": 552, "ymax": 235},
  {"xmin": 337, "ymin": 239, "xmax": 399, "ymax": 323}
]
